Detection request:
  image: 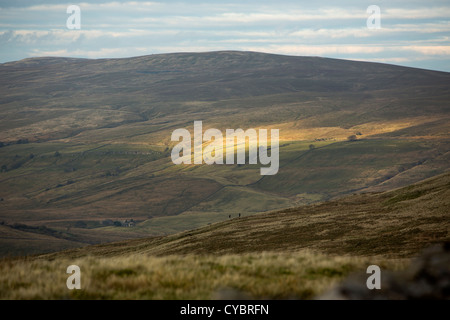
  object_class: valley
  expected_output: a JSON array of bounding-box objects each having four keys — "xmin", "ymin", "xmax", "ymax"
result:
[{"xmin": 0, "ymin": 51, "xmax": 449, "ymax": 257}]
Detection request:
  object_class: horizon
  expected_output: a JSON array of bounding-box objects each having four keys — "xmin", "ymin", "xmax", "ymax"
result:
[
  {"xmin": 4, "ymin": 50, "xmax": 450, "ymax": 74},
  {"xmin": 0, "ymin": 0, "xmax": 449, "ymax": 72}
]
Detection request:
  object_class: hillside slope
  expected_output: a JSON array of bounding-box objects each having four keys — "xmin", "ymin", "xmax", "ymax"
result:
[
  {"xmin": 1, "ymin": 51, "xmax": 449, "ymax": 256},
  {"xmin": 42, "ymin": 171, "xmax": 450, "ymax": 260},
  {"xmin": 1, "ymin": 172, "xmax": 446, "ymax": 299}
]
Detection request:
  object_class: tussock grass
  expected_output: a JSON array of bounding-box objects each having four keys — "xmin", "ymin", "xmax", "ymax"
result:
[{"xmin": 0, "ymin": 251, "xmax": 406, "ymax": 300}]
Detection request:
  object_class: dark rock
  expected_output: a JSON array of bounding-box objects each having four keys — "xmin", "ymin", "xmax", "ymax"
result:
[{"xmin": 317, "ymin": 242, "xmax": 450, "ymax": 300}]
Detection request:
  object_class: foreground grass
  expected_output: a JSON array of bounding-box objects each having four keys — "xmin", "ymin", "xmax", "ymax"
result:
[{"xmin": 0, "ymin": 251, "xmax": 406, "ymax": 300}]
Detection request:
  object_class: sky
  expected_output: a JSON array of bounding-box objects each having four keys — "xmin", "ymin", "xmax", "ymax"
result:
[{"xmin": 0, "ymin": 0, "xmax": 449, "ymax": 72}]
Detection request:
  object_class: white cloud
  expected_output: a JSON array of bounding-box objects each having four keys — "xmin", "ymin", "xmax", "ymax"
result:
[
  {"xmin": 350, "ymin": 57, "xmax": 416, "ymax": 64},
  {"xmin": 405, "ymin": 45, "xmax": 450, "ymax": 55},
  {"xmin": 30, "ymin": 46, "xmax": 150, "ymax": 59},
  {"xmin": 26, "ymin": 4, "xmax": 68, "ymax": 11},
  {"xmin": 384, "ymin": 7, "xmax": 450, "ymax": 19},
  {"xmin": 30, "ymin": 48, "xmax": 68, "ymax": 56},
  {"xmin": 241, "ymin": 45, "xmax": 386, "ymax": 56}
]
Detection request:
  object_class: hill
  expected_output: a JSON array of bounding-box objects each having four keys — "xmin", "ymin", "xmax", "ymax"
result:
[
  {"xmin": 0, "ymin": 51, "xmax": 449, "ymax": 256},
  {"xmin": 1, "ymin": 171, "xmax": 448, "ymax": 299},
  {"xmin": 42, "ymin": 171, "xmax": 450, "ymax": 260}
]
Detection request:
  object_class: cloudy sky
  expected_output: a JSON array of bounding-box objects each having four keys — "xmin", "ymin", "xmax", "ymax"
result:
[{"xmin": 1, "ymin": 0, "xmax": 449, "ymax": 71}]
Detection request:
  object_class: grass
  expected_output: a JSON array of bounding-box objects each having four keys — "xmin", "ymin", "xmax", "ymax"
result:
[
  {"xmin": 0, "ymin": 225, "xmax": 84, "ymax": 258},
  {"xmin": 256, "ymin": 139, "xmax": 435, "ymax": 196},
  {"xmin": 384, "ymin": 190, "xmax": 427, "ymax": 205},
  {"xmin": 0, "ymin": 137, "xmax": 448, "ymax": 257},
  {"xmin": 1, "ymin": 51, "xmax": 449, "ymax": 257},
  {"xmin": 1, "ymin": 139, "xmax": 448, "ymax": 258},
  {"xmin": 0, "ymin": 169, "xmax": 448, "ymax": 299},
  {"xmin": 0, "ymin": 250, "xmax": 407, "ymax": 300},
  {"xmin": 20, "ymin": 171, "xmax": 445, "ymax": 263}
]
